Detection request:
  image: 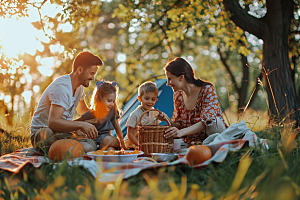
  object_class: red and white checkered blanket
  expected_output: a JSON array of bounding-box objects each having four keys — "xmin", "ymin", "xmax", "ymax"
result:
[{"xmin": 0, "ymin": 121, "xmax": 268, "ymax": 182}]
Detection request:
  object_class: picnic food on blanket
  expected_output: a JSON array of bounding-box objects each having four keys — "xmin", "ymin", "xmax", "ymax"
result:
[
  {"xmin": 138, "ymin": 109, "xmax": 174, "ymax": 156},
  {"xmin": 48, "ymin": 139, "xmax": 84, "ymax": 161},
  {"xmin": 91, "ymin": 149, "xmax": 141, "ymax": 155},
  {"xmin": 186, "ymin": 145, "xmax": 212, "ymax": 166}
]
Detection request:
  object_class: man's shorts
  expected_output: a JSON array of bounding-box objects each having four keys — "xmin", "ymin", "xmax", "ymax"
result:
[{"xmin": 31, "ymin": 129, "xmax": 97, "ymax": 151}]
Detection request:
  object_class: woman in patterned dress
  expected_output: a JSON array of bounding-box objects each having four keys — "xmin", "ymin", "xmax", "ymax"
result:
[{"xmin": 163, "ymin": 57, "xmax": 228, "ymax": 147}]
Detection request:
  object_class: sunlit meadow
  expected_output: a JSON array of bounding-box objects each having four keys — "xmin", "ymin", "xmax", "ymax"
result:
[
  {"xmin": 1, "ymin": 1, "xmax": 300, "ymax": 200},
  {"xmin": 1, "ymin": 107, "xmax": 299, "ymax": 199}
]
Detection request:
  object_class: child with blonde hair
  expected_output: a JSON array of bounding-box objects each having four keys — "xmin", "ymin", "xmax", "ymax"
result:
[
  {"xmin": 75, "ymin": 80, "xmax": 126, "ymax": 150},
  {"xmin": 124, "ymin": 81, "xmax": 167, "ymax": 149}
]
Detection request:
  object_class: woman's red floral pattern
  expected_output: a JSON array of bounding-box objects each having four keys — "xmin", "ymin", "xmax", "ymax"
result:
[{"xmin": 172, "ymin": 85, "xmax": 228, "ymax": 144}]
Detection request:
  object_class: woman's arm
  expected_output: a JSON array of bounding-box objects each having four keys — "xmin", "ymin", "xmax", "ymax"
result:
[
  {"xmin": 127, "ymin": 126, "xmax": 138, "ymax": 146},
  {"xmin": 164, "ymin": 121, "xmax": 205, "ymax": 138}
]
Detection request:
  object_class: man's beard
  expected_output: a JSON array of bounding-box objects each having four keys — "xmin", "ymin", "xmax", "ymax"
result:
[{"xmin": 79, "ymin": 74, "xmax": 91, "ymax": 87}]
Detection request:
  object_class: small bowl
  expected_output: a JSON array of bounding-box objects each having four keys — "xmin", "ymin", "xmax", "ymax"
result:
[
  {"xmin": 87, "ymin": 150, "xmax": 144, "ymax": 163},
  {"xmin": 151, "ymin": 153, "xmax": 178, "ymax": 162}
]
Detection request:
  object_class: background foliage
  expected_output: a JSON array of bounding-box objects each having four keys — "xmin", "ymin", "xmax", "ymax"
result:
[
  {"xmin": 0, "ymin": 0, "xmax": 278, "ymax": 129},
  {"xmin": 1, "ymin": 0, "xmax": 300, "ymax": 128},
  {"xmin": 2, "ymin": 1, "xmax": 300, "ymax": 199}
]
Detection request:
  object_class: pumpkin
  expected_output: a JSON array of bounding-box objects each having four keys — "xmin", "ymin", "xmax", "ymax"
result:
[
  {"xmin": 186, "ymin": 145, "xmax": 212, "ymax": 166},
  {"xmin": 48, "ymin": 139, "xmax": 84, "ymax": 161}
]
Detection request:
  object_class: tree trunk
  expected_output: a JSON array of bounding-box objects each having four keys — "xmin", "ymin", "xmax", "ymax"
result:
[
  {"xmin": 8, "ymin": 94, "xmax": 14, "ymax": 126},
  {"xmin": 290, "ymin": 56, "xmax": 300, "ymax": 107},
  {"xmin": 262, "ymin": 0, "xmax": 297, "ymax": 122},
  {"xmin": 291, "ymin": 55, "xmax": 296, "ymax": 90},
  {"xmin": 237, "ymin": 54, "xmax": 249, "ymax": 113},
  {"xmin": 223, "ymin": 0, "xmax": 299, "ymax": 124},
  {"xmin": 0, "ymin": 100, "xmax": 11, "ymax": 127}
]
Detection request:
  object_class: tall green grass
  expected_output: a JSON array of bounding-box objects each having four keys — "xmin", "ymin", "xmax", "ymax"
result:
[{"xmin": 0, "ymin": 127, "xmax": 31, "ymax": 156}]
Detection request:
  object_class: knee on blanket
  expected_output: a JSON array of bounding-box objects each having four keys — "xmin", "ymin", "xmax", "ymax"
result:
[{"xmin": 100, "ymin": 135, "xmax": 120, "ymax": 150}]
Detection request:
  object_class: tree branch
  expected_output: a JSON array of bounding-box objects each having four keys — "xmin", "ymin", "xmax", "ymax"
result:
[
  {"xmin": 223, "ymin": 0, "xmax": 265, "ymax": 39},
  {"xmin": 135, "ymin": 0, "xmax": 182, "ymax": 55},
  {"xmin": 248, "ymin": 72, "xmax": 263, "ymax": 108},
  {"xmin": 161, "ymin": 18, "xmax": 178, "ymax": 59},
  {"xmin": 140, "ymin": 39, "xmax": 164, "ymax": 59},
  {"xmin": 289, "ymin": 30, "xmax": 300, "ymax": 34},
  {"xmin": 217, "ymin": 47, "xmax": 239, "ymax": 92},
  {"xmin": 150, "ymin": 0, "xmax": 182, "ymax": 29},
  {"xmin": 136, "ymin": 26, "xmax": 161, "ymax": 55}
]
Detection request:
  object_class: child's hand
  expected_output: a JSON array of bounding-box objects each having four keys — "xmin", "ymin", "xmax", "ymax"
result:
[
  {"xmin": 122, "ymin": 146, "xmax": 129, "ymax": 150},
  {"xmin": 73, "ymin": 130, "xmax": 89, "ymax": 140},
  {"xmin": 155, "ymin": 113, "xmax": 176, "ymax": 127},
  {"xmin": 120, "ymin": 143, "xmax": 128, "ymax": 150},
  {"xmin": 156, "ymin": 112, "xmax": 168, "ymax": 121},
  {"xmin": 74, "ymin": 130, "xmax": 87, "ymax": 137},
  {"xmin": 118, "ymin": 138, "xmax": 128, "ymax": 150}
]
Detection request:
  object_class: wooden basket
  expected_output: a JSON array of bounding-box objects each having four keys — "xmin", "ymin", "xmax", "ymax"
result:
[{"xmin": 138, "ymin": 109, "xmax": 174, "ymax": 156}]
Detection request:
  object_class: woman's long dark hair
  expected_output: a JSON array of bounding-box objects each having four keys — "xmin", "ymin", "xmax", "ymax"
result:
[{"xmin": 163, "ymin": 57, "xmax": 212, "ymax": 87}]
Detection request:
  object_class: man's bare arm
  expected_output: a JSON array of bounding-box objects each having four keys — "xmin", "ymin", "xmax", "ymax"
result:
[{"xmin": 48, "ymin": 104, "xmax": 97, "ymax": 139}]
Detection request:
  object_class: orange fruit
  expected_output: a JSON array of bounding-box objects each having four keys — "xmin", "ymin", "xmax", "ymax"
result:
[{"xmin": 186, "ymin": 145, "xmax": 212, "ymax": 166}]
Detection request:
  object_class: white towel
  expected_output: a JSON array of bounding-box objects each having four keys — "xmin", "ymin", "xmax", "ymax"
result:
[{"xmin": 203, "ymin": 120, "xmax": 257, "ymax": 145}]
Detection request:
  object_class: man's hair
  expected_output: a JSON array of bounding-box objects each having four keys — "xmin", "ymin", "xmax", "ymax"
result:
[
  {"xmin": 138, "ymin": 81, "xmax": 158, "ymax": 97},
  {"xmin": 73, "ymin": 51, "xmax": 103, "ymax": 71}
]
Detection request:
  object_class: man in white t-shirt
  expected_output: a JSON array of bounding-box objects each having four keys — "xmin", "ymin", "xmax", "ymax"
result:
[{"xmin": 30, "ymin": 51, "xmax": 103, "ymax": 153}]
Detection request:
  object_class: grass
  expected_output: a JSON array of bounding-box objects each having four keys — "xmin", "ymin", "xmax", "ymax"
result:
[
  {"xmin": 1, "ymin": 114, "xmax": 300, "ymax": 199},
  {"xmin": 0, "ymin": 128, "xmax": 31, "ymax": 157}
]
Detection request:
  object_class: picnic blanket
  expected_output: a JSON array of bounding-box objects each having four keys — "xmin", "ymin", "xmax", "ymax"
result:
[
  {"xmin": 203, "ymin": 120, "xmax": 267, "ymax": 146},
  {"xmin": 0, "ymin": 121, "xmax": 268, "ymax": 183}
]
